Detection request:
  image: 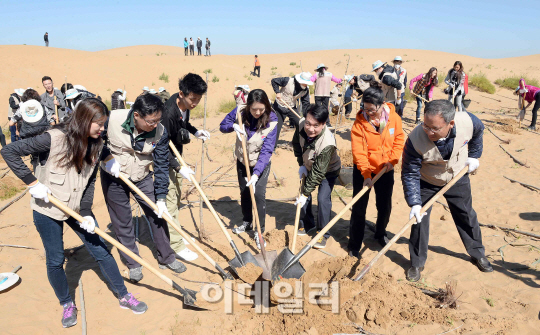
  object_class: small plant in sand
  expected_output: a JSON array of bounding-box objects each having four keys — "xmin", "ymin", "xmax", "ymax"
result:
[
  {"xmin": 435, "ymin": 281, "xmax": 461, "ymax": 309},
  {"xmin": 247, "ymin": 76, "xmax": 253, "ymax": 81},
  {"xmin": 486, "ymin": 64, "xmax": 492, "ymax": 69},
  {"xmin": 151, "ymin": 82, "xmax": 155, "ymax": 86},
  {"xmin": 296, "ymin": 65, "xmax": 300, "ymax": 68},
  {"xmin": 482, "ymin": 296, "xmax": 495, "ymax": 307},
  {"xmin": 289, "ymin": 72, "xmax": 295, "ymax": 77},
  {"xmin": 438, "ymin": 73, "xmax": 446, "ymax": 87},
  {"xmin": 212, "ymin": 75, "xmax": 219, "ymax": 83},
  {"xmin": 244, "ymin": 74, "xmax": 248, "ymax": 78},
  {"xmin": 217, "ymin": 99, "xmax": 235, "ymax": 114},
  {"xmin": 203, "ymin": 68, "xmax": 212, "ymax": 74},
  {"xmin": 495, "ymin": 75, "xmax": 539, "ymax": 90},
  {"xmin": 271, "ymin": 66, "xmax": 277, "ymax": 70},
  {"xmin": 290, "ymin": 62, "xmax": 296, "ymax": 66},
  {"xmin": 469, "ymin": 72, "xmax": 496, "ymax": 94},
  {"xmin": 159, "ymin": 72, "xmax": 169, "ymax": 83},
  {"xmin": 155, "ymin": 52, "xmax": 165, "ymax": 56},
  {"xmin": 446, "ymin": 317, "xmax": 455, "ymax": 326}
]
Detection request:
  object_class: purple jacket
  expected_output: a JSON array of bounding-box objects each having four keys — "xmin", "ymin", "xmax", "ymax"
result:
[
  {"xmin": 409, "ymin": 73, "xmax": 435, "ymax": 100},
  {"xmin": 220, "ymin": 107, "xmax": 277, "ymax": 176}
]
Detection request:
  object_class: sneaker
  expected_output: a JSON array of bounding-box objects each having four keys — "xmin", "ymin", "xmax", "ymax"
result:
[
  {"xmin": 255, "ymin": 236, "xmax": 267, "ymax": 250},
  {"xmin": 160, "ymin": 259, "xmax": 187, "ymax": 273},
  {"xmin": 61, "ymin": 301, "xmax": 78, "ymax": 328},
  {"xmin": 348, "ymin": 250, "xmax": 359, "ymax": 258},
  {"xmin": 232, "ymin": 221, "xmax": 253, "ymax": 234},
  {"xmin": 176, "ymin": 248, "xmax": 198, "ymax": 261},
  {"xmin": 313, "ymin": 234, "xmax": 328, "ymax": 249},
  {"xmin": 527, "ymin": 125, "xmax": 537, "ymax": 132},
  {"xmin": 297, "ymin": 228, "xmax": 307, "ymax": 236},
  {"xmin": 129, "ymin": 267, "xmax": 143, "ymax": 283},
  {"xmin": 415, "ymin": 118, "xmax": 421, "ymax": 124},
  {"xmin": 119, "ymin": 293, "xmax": 148, "ymax": 314}
]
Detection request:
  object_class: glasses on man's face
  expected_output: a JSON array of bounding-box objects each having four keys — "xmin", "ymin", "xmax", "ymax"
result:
[
  {"xmin": 142, "ymin": 117, "xmax": 160, "ymax": 126},
  {"xmin": 421, "ymin": 122, "xmax": 445, "ymax": 134}
]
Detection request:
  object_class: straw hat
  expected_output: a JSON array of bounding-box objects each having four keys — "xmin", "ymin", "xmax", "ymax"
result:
[{"xmin": 295, "ymin": 72, "xmax": 313, "ymax": 85}]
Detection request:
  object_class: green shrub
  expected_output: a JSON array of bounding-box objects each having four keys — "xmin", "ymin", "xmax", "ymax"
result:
[
  {"xmin": 212, "ymin": 75, "xmax": 219, "ymax": 83},
  {"xmin": 271, "ymin": 66, "xmax": 277, "ymax": 70},
  {"xmin": 218, "ymin": 99, "xmax": 236, "ymax": 114},
  {"xmin": 289, "ymin": 72, "xmax": 295, "ymax": 77},
  {"xmin": 438, "ymin": 73, "xmax": 447, "ymax": 87},
  {"xmin": 203, "ymin": 68, "xmax": 212, "ymax": 74},
  {"xmin": 289, "ymin": 62, "xmax": 296, "ymax": 66},
  {"xmin": 309, "ymin": 85, "xmax": 315, "ymax": 95},
  {"xmin": 468, "ymin": 72, "xmax": 496, "ymax": 94},
  {"xmin": 159, "ymin": 73, "xmax": 169, "ymax": 83},
  {"xmin": 247, "ymin": 76, "xmax": 253, "ymax": 81},
  {"xmin": 104, "ymin": 99, "xmax": 112, "ymax": 110},
  {"xmin": 495, "ymin": 75, "xmax": 540, "ymax": 90},
  {"xmin": 404, "ymin": 88, "xmax": 414, "ymax": 102}
]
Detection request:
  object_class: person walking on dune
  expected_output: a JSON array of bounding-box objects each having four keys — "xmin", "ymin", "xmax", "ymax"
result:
[
  {"xmin": 253, "ymin": 55, "xmax": 261, "ymax": 77},
  {"xmin": 44, "ymin": 32, "xmax": 49, "ymax": 47}
]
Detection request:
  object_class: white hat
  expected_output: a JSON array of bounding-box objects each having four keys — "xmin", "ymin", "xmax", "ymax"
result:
[
  {"xmin": 393, "ymin": 56, "xmax": 402, "ymax": 62},
  {"xmin": 73, "ymin": 85, "xmax": 87, "ymax": 91},
  {"xmin": 64, "ymin": 89, "xmax": 81, "ymax": 100},
  {"xmin": 315, "ymin": 63, "xmax": 328, "ymax": 71},
  {"xmin": 142, "ymin": 86, "xmax": 149, "ymax": 91},
  {"xmin": 371, "ymin": 60, "xmax": 386, "ymax": 71},
  {"xmin": 14, "ymin": 88, "xmax": 24, "ymax": 96},
  {"xmin": 158, "ymin": 87, "xmax": 165, "ymax": 92},
  {"xmin": 148, "ymin": 89, "xmax": 157, "ymax": 94},
  {"xmin": 27, "ymin": 87, "xmax": 33, "ymax": 89},
  {"xmin": 19, "ymin": 100, "xmax": 44, "ymax": 123},
  {"xmin": 235, "ymin": 85, "xmax": 250, "ymax": 92},
  {"xmin": 295, "ymin": 72, "xmax": 313, "ymax": 86},
  {"xmin": 344, "ymin": 75, "xmax": 355, "ymax": 83},
  {"xmin": 0, "ymin": 271, "xmax": 20, "ymax": 293},
  {"xmin": 116, "ymin": 88, "xmax": 123, "ymax": 93}
]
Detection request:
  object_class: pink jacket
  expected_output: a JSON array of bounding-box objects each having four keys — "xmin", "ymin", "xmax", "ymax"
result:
[
  {"xmin": 310, "ymin": 73, "xmax": 342, "ymax": 84},
  {"xmin": 522, "ymin": 85, "xmax": 540, "ymax": 103},
  {"xmin": 409, "ymin": 73, "xmax": 435, "ymax": 100}
]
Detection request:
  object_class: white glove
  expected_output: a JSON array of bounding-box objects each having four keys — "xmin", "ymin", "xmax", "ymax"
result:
[
  {"xmin": 353, "ymin": 98, "xmax": 357, "ymax": 102},
  {"xmin": 519, "ymin": 88, "xmax": 528, "ymax": 94},
  {"xmin": 409, "ymin": 205, "xmax": 426, "ymax": 224},
  {"xmin": 363, "ymin": 178, "xmax": 372, "ymax": 188},
  {"xmin": 78, "ymin": 216, "xmax": 96, "ymax": 234},
  {"xmin": 245, "ymin": 175, "xmax": 259, "ymax": 193},
  {"xmin": 298, "ymin": 165, "xmax": 308, "ymax": 179},
  {"xmin": 396, "ymin": 98, "xmax": 402, "ymax": 105},
  {"xmin": 154, "ymin": 200, "xmax": 171, "ymax": 219},
  {"xmin": 195, "ymin": 130, "xmax": 210, "ymax": 142},
  {"xmin": 179, "ymin": 166, "xmax": 195, "ymax": 180},
  {"xmin": 517, "ymin": 109, "xmax": 526, "ymax": 121},
  {"xmin": 104, "ymin": 158, "xmax": 120, "ymax": 178},
  {"xmin": 233, "ymin": 124, "xmax": 246, "ymax": 141},
  {"xmin": 294, "ymin": 194, "xmax": 308, "ymax": 207},
  {"xmin": 466, "ymin": 157, "xmax": 480, "ymax": 173},
  {"xmin": 29, "ymin": 182, "xmax": 51, "ymax": 203}
]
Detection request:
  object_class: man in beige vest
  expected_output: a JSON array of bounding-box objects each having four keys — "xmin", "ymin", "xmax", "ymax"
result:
[
  {"xmin": 372, "ymin": 60, "xmax": 402, "ymax": 106},
  {"xmin": 401, "ymin": 100, "xmax": 492, "ymax": 282}
]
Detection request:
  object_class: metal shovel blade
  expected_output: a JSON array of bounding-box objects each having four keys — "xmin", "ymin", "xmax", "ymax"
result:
[
  {"xmin": 228, "ymin": 251, "xmax": 262, "ymax": 280},
  {"xmin": 271, "ymin": 248, "xmax": 306, "ymax": 281},
  {"xmin": 172, "ymin": 281, "xmax": 207, "ymax": 310},
  {"xmin": 253, "ymin": 250, "xmax": 278, "ymax": 281}
]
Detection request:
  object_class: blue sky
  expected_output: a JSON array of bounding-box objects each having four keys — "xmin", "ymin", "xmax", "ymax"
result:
[{"xmin": 0, "ymin": 0, "xmax": 536, "ymax": 58}]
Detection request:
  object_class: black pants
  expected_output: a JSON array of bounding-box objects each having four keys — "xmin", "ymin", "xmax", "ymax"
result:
[
  {"xmin": 300, "ymin": 174, "xmax": 338, "ymax": 238},
  {"xmin": 254, "ymin": 66, "xmax": 260, "ymax": 77},
  {"xmin": 236, "ymin": 160, "xmax": 271, "ymax": 232},
  {"xmin": 409, "ymin": 174, "xmax": 485, "ymax": 267},
  {"xmin": 101, "ymin": 170, "xmax": 176, "ymax": 269},
  {"xmin": 184, "ymin": 47, "xmax": 188, "ymax": 56},
  {"xmin": 190, "ymin": 45, "xmax": 194, "ymax": 55},
  {"xmin": 273, "ymin": 101, "xmax": 301, "ymax": 148},
  {"xmin": 197, "ymin": 46, "xmax": 202, "ymax": 55},
  {"xmin": 315, "ymin": 96, "xmax": 332, "ymax": 125},
  {"xmin": 344, "ymin": 97, "xmax": 352, "ymax": 116},
  {"xmin": 529, "ymin": 92, "xmax": 540, "ymax": 127},
  {"xmin": 348, "ymin": 167, "xmax": 394, "ymax": 252}
]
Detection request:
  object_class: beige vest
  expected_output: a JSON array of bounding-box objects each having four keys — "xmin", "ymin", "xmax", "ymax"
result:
[
  {"xmin": 329, "ymin": 86, "xmax": 340, "ymax": 106},
  {"xmin": 382, "ymin": 71, "xmax": 399, "ymax": 102},
  {"xmin": 32, "ymin": 129, "xmax": 97, "ymax": 220},
  {"xmin": 409, "ymin": 112, "xmax": 473, "ymax": 186},
  {"xmin": 102, "ymin": 109, "xmax": 164, "ymax": 182},
  {"xmin": 314, "ymin": 72, "xmax": 333, "ymax": 97},
  {"xmin": 275, "ymin": 78, "xmax": 307, "ymax": 109},
  {"xmin": 234, "ymin": 116, "xmax": 277, "ymax": 167},
  {"xmin": 299, "ymin": 119, "xmax": 341, "ymax": 172}
]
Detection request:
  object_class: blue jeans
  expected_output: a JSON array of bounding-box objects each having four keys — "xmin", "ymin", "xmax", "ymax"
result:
[
  {"xmin": 33, "ymin": 211, "xmax": 128, "ymax": 305},
  {"xmin": 415, "ymin": 97, "xmax": 423, "ymax": 120},
  {"xmin": 9, "ymin": 125, "xmax": 19, "ymax": 142},
  {"xmin": 300, "ymin": 174, "xmax": 338, "ymax": 238}
]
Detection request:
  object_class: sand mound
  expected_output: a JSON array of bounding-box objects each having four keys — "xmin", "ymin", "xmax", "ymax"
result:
[
  {"xmin": 0, "ymin": 175, "xmax": 26, "ymax": 200},
  {"xmin": 339, "ymin": 149, "xmax": 353, "ymax": 167},
  {"xmin": 492, "ymin": 117, "xmax": 522, "ymax": 134}
]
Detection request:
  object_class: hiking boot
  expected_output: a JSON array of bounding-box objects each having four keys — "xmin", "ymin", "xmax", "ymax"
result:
[
  {"xmin": 473, "ymin": 257, "xmax": 493, "ymax": 273},
  {"xmin": 119, "ymin": 293, "xmax": 148, "ymax": 314},
  {"xmin": 255, "ymin": 236, "xmax": 267, "ymax": 250},
  {"xmin": 348, "ymin": 250, "xmax": 359, "ymax": 258},
  {"xmin": 232, "ymin": 221, "xmax": 253, "ymax": 234},
  {"xmin": 313, "ymin": 234, "xmax": 328, "ymax": 249},
  {"xmin": 129, "ymin": 267, "xmax": 143, "ymax": 283},
  {"xmin": 160, "ymin": 260, "xmax": 187, "ymax": 273},
  {"xmin": 415, "ymin": 118, "xmax": 422, "ymax": 124},
  {"xmin": 406, "ymin": 266, "xmax": 424, "ymax": 282},
  {"xmin": 61, "ymin": 301, "xmax": 77, "ymax": 328},
  {"xmin": 176, "ymin": 248, "xmax": 198, "ymax": 261},
  {"xmin": 527, "ymin": 125, "xmax": 537, "ymax": 132}
]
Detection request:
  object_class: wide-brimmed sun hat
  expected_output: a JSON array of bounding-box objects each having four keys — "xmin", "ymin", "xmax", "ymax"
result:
[
  {"xmin": 371, "ymin": 60, "xmax": 387, "ymax": 71},
  {"xmin": 142, "ymin": 86, "xmax": 149, "ymax": 91},
  {"xmin": 64, "ymin": 89, "xmax": 81, "ymax": 100},
  {"xmin": 295, "ymin": 72, "xmax": 313, "ymax": 85},
  {"xmin": 393, "ymin": 56, "xmax": 403, "ymax": 62},
  {"xmin": 148, "ymin": 89, "xmax": 157, "ymax": 94},
  {"xmin": 14, "ymin": 88, "xmax": 24, "ymax": 96},
  {"xmin": 116, "ymin": 88, "xmax": 123, "ymax": 92},
  {"xmin": 315, "ymin": 63, "xmax": 328, "ymax": 71},
  {"xmin": 235, "ymin": 85, "xmax": 250, "ymax": 92},
  {"xmin": 158, "ymin": 87, "xmax": 165, "ymax": 92},
  {"xmin": 19, "ymin": 100, "xmax": 44, "ymax": 123}
]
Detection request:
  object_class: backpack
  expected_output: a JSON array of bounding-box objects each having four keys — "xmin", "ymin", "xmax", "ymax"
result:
[{"xmin": 18, "ymin": 100, "xmax": 50, "ymax": 139}]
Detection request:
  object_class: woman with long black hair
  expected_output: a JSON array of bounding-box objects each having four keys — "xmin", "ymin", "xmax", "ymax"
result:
[
  {"xmin": 1, "ymin": 98, "xmax": 147, "ymax": 329},
  {"xmin": 445, "ymin": 61, "xmax": 467, "ymax": 111},
  {"xmin": 409, "ymin": 67, "xmax": 439, "ymax": 123},
  {"xmin": 219, "ymin": 89, "xmax": 278, "ymax": 248}
]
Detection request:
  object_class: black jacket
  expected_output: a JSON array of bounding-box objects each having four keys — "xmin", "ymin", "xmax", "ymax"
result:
[
  {"xmin": 161, "ymin": 92, "xmax": 199, "ymax": 170},
  {"xmin": 379, "ymin": 65, "xmax": 402, "ymax": 90},
  {"xmin": 197, "ymin": 39, "xmax": 202, "ymax": 48},
  {"xmin": 270, "ymin": 77, "xmax": 310, "ymax": 116},
  {"xmin": 401, "ymin": 112, "xmax": 484, "ymax": 207}
]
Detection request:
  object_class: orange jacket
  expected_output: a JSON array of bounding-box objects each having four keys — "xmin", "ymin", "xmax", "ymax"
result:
[
  {"xmin": 254, "ymin": 58, "xmax": 260, "ymax": 66},
  {"xmin": 351, "ymin": 103, "xmax": 405, "ymax": 179}
]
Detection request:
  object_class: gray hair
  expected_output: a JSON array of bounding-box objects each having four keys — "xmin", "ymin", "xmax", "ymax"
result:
[{"xmin": 424, "ymin": 100, "xmax": 456, "ymax": 123}]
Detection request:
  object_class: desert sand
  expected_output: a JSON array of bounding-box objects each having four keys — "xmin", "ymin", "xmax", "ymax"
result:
[{"xmin": 1, "ymin": 45, "xmax": 540, "ymax": 334}]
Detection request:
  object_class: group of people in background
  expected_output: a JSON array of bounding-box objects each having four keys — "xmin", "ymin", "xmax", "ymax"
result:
[{"xmin": 183, "ymin": 37, "xmax": 211, "ymax": 56}]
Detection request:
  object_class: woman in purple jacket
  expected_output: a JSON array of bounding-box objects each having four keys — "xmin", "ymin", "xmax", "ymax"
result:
[
  {"xmin": 219, "ymin": 89, "xmax": 278, "ymax": 249},
  {"xmin": 409, "ymin": 67, "xmax": 438, "ymax": 123}
]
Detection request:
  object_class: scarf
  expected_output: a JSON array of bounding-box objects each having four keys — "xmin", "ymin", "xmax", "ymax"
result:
[{"xmin": 363, "ymin": 104, "xmax": 390, "ymax": 134}]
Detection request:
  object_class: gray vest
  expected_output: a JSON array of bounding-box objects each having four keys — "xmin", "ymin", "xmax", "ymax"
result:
[
  {"xmin": 298, "ymin": 118, "xmax": 341, "ymax": 173},
  {"xmin": 234, "ymin": 111, "xmax": 277, "ymax": 167},
  {"xmin": 275, "ymin": 78, "xmax": 307, "ymax": 109}
]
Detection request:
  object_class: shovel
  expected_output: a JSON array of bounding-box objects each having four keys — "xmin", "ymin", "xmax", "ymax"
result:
[
  {"xmin": 291, "ymin": 177, "xmax": 305, "ymax": 253},
  {"xmin": 236, "ymin": 111, "xmax": 278, "ymax": 281},
  {"xmin": 47, "ymin": 195, "xmax": 203, "ymax": 309},
  {"xmin": 272, "ymin": 167, "xmax": 388, "ymax": 281},
  {"xmin": 352, "ymin": 167, "xmax": 468, "ymax": 281},
  {"xmin": 168, "ymin": 141, "xmax": 261, "ymax": 281},
  {"xmin": 277, "ymin": 98, "xmax": 302, "ymax": 119},
  {"xmin": 117, "ymin": 173, "xmax": 234, "ymax": 281},
  {"xmin": 411, "ymin": 91, "xmax": 428, "ymax": 103}
]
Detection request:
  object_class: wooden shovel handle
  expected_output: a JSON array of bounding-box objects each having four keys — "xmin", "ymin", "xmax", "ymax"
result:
[
  {"xmin": 411, "ymin": 91, "xmax": 428, "ymax": 103},
  {"xmin": 291, "ymin": 176, "xmax": 305, "ymax": 253},
  {"xmin": 53, "ymin": 96, "xmax": 59, "ymax": 123},
  {"xmin": 308, "ymin": 166, "xmax": 388, "ymax": 247},
  {"xmin": 277, "ymin": 98, "xmax": 301, "ymax": 119},
  {"xmin": 47, "ymin": 195, "xmax": 173, "ymax": 286},
  {"xmin": 169, "ymin": 141, "xmax": 234, "ymax": 244}
]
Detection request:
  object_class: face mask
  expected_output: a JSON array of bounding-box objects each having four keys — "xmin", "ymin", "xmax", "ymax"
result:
[
  {"xmin": 519, "ymin": 89, "xmax": 527, "ymax": 94},
  {"xmin": 394, "ymin": 64, "xmax": 401, "ymax": 70}
]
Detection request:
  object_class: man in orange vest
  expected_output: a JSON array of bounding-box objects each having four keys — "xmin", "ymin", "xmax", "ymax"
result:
[{"xmin": 253, "ymin": 55, "xmax": 261, "ymax": 77}]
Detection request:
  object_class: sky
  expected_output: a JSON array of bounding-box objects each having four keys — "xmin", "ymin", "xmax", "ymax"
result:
[{"xmin": 0, "ymin": 0, "xmax": 537, "ymax": 58}]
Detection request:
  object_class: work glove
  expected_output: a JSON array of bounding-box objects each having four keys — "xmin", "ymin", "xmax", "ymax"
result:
[
  {"xmin": 104, "ymin": 158, "xmax": 120, "ymax": 178},
  {"xmin": 29, "ymin": 182, "xmax": 51, "ymax": 203},
  {"xmin": 78, "ymin": 216, "xmax": 96, "ymax": 234},
  {"xmin": 409, "ymin": 205, "xmax": 426, "ymax": 224},
  {"xmin": 466, "ymin": 157, "xmax": 480, "ymax": 174},
  {"xmin": 396, "ymin": 98, "xmax": 402, "ymax": 105},
  {"xmin": 517, "ymin": 109, "xmax": 526, "ymax": 121},
  {"xmin": 363, "ymin": 178, "xmax": 372, "ymax": 188},
  {"xmin": 233, "ymin": 124, "xmax": 246, "ymax": 141},
  {"xmin": 195, "ymin": 130, "xmax": 210, "ymax": 142},
  {"xmin": 353, "ymin": 98, "xmax": 357, "ymax": 102},
  {"xmin": 154, "ymin": 199, "xmax": 171, "ymax": 219},
  {"xmin": 179, "ymin": 166, "xmax": 195, "ymax": 180},
  {"xmin": 383, "ymin": 162, "xmax": 394, "ymax": 172},
  {"xmin": 245, "ymin": 174, "xmax": 259, "ymax": 193},
  {"xmin": 294, "ymin": 194, "xmax": 308, "ymax": 207},
  {"xmin": 298, "ymin": 165, "xmax": 308, "ymax": 179}
]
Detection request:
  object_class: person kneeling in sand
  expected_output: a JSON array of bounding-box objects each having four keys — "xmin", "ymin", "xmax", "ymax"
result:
[
  {"xmin": 1, "ymin": 98, "xmax": 148, "ymax": 328},
  {"xmin": 401, "ymin": 99, "xmax": 492, "ymax": 282}
]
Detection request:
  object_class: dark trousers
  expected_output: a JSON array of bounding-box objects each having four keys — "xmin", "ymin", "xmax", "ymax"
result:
[
  {"xmin": 409, "ymin": 174, "xmax": 485, "ymax": 267},
  {"xmin": 254, "ymin": 66, "xmax": 260, "ymax": 77},
  {"xmin": 315, "ymin": 96, "xmax": 331, "ymax": 125},
  {"xmin": 344, "ymin": 97, "xmax": 352, "ymax": 116},
  {"xmin": 300, "ymin": 174, "xmax": 338, "ymax": 238},
  {"xmin": 396, "ymin": 92, "xmax": 406, "ymax": 117},
  {"xmin": 184, "ymin": 47, "xmax": 188, "ymax": 56},
  {"xmin": 348, "ymin": 167, "xmax": 394, "ymax": 252},
  {"xmin": 236, "ymin": 160, "xmax": 271, "ymax": 232},
  {"xmin": 9, "ymin": 125, "xmax": 19, "ymax": 142},
  {"xmin": 197, "ymin": 46, "xmax": 202, "ymax": 55},
  {"xmin": 530, "ymin": 92, "xmax": 540, "ymax": 127},
  {"xmin": 33, "ymin": 211, "xmax": 128, "ymax": 305},
  {"xmin": 101, "ymin": 170, "xmax": 176, "ymax": 269},
  {"xmin": 190, "ymin": 45, "xmax": 194, "ymax": 55},
  {"xmin": 273, "ymin": 101, "xmax": 301, "ymax": 148}
]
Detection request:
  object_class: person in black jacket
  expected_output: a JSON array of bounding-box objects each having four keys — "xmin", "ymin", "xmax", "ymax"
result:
[
  {"xmin": 196, "ymin": 37, "xmax": 202, "ymax": 56},
  {"xmin": 401, "ymin": 99, "xmax": 492, "ymax": 282},
  {"xmin": 44, "ymin": 32, "xmax": 49, "ymax": 47},
  {"xmin": 8, "ymin": 89, "xmax": 24, "ymax": 143},
  {"xmin": 161, "ymin": 73, "xmax": 209, "ymax": 260}
]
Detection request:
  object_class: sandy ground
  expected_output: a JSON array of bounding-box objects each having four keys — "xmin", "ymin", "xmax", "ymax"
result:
[{"xmin": 1, "ymin": 46, "xmax": 540, "ymax": 334}]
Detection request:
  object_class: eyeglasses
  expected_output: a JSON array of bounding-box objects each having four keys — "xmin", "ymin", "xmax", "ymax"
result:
[
  {"xmin": 141, "ymin": 117, "xmax": 160, "ymax": 126},
  {"xmin": 364, "ymin": 105, "xmax": 381, "ymax": 114},
  {"xmin": 421, "ymin": 122, "xmax": 445, "ymax": 134}
]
